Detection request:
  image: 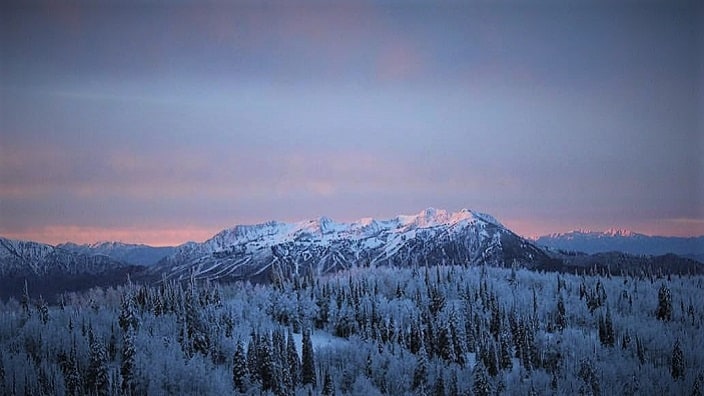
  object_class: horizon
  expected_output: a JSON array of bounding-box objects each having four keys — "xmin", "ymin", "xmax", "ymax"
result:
[
  {"xmin": 2, "ymin": 206, "xmax": 703, "ymax": 247},
  {"xmin": 2, "ymin": 1, "xmax": 703, "ymax": 246}
]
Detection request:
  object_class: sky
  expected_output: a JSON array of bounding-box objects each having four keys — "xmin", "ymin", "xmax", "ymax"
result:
[{"xmin": 1, "ymin": 0, "xmax": 703, "ymax": 246}]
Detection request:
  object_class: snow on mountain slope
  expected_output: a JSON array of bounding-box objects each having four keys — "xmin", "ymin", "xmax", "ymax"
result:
[
  {"xmin": 153, "ymin": 208, "xmax": 552, "ymax": 283},
  {"xmin": 0, "ymin": 237, "xmax": 135, "ymax": 277},
  {"xmin": 534, "ymin": 230, "xmax": 704, "ymax": 257}
]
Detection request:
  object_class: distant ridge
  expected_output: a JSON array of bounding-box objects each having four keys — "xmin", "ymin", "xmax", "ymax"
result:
[{"xmin": 534, "ymin": 229, "xmax": 704, "ymax": 258}]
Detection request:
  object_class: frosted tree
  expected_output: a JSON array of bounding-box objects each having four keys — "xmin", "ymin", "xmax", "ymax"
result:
[
  {"xmin": 555, "ymin": 293, "xmax": 566, "ymax": 332},
  {"xmin": 36, "ymin": 296, "xmax": 49, "ymax": 324},
  {"xmin": 499, "ymin": 333, "xmax": 513, "ymax": 371},
  {"xmin": 232, "ymin": 339, "xmax": 248, "ymax": 392},
  {"xmin": 118, "ymin": 294, "xmax": 139, "ymax": 332},
  {"xmin": 672, "ymin": 339, "xmax": 685, "ymax": 380},
  {"xmin": 64, "ymin": 346, "xmax": 82, "ymax": 396},
  {"xmin": 120, "ymin": 330, "xmax": 136, "ymax": 395},
  {"xmin": 472, "ymin": 359, "xmax": 492, "ymax": 396},
  {"xmin": 692, "ymin": 372, "xmax": 703, "ymax": 396},
  {"xmin": 412, "ymin": 349, "xmax": 428, "ymax": 392},
  {"xmin": 657, "ymin": 284, "xmax": 673, "ymax": 321},
  {"xmin": 257, "ymin": 333, "xmax": 276, "ymax": 392},
  {"xmin": 322, "ymin": 371, "xmax": 334, "ymax": 396},
  {"xmin": 578, "ymin": 358, "xmax": 600, "ymax": 396},
  {"xmin": 247, "ymin": 332, "xmax": 260, "ymax": 384},
  {"xmin": 301, "ymin": 327, "xmax": 316, "ymax": 387},
  {"xmin": 185, "ymin": 291, "xmax": 210, "ymax": 357},
  {"xmin": 87, "ymin": 333, "xmax": 109, "ymax": 395},
  {"xmin": 286, "ymin": 329, "xmax": 300, "ymax": 387},
  {"xmin": 598, "ymin": 308, "xmax": 615, "ymax": 347}
]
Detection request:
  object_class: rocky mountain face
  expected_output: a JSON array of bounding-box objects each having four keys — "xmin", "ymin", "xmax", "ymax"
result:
[{"xmin": 151, "ymin": 208, "xmax": 559, "ymax": 283}]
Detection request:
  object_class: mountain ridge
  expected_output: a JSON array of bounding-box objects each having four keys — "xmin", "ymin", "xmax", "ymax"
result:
[
  {"xmin": 535, "ymin": 229, "xmax": 704, "ymax": 258},
  {"xmin": 151, "ymin": 208, "xmax": 555, "ymax": 283}
]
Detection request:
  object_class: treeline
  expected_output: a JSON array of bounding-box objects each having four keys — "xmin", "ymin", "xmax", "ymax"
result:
[{"xmin": 0, "ymin": 264, "xmax": 703, "ymax": 395}]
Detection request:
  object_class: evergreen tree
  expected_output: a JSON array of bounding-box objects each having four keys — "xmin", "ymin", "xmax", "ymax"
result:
[
  {"xmin": 322, "ymin": 371, "xmax": 334, "ymax": 396},
  {"xmin": 286, "ymin": 329, "xmax": 300, "ymax": 387},
  {"xmin": 247, "ymin": 333, "xmax": 260, "ymax": 384},
  {"xmin": 412, "ymin": 350, "xmax": 428, "ymax": 392},
  {"xmin": 87, "ymin": 334, "xmax": 109, "ymax": 396},
  {"xmin": 232, "ymin": 339, "xmax": 248, "ymax": 393},
  {"xmin": 472, "ymin": 359, "xmax": 492, "ymax": 396},
  {"xmin": 578, "ymin": 359, "xmax": 600, "ymax": 396},
  {"xmin": 672, "ymin": 339, "xmax": 685, "ymax": 380},
  {"xmin": 409, "ymin": 319, "xmax": 423, "ymax": 355},
  {"xmin": 20, "ymin": 280, "xmax": 31, "ymax": 318},
  {"xmin": 185, "ymin": 291, "xmax": 210, "ymax": 357},
  {"xmin": 555, "ymin": 294, "xmax": 566, "ymax": 331},
  {"xmin": 36, "ymin": 296, "xmax": 49, "ymax": 324},
  {"xmin": 257, "ymin": 333, "xmax": 276, "ymax": 392},
  {"xmin": 437, "ymin": 324, "xmax": 455, "ymax": 362},
  {"xmin": 604, "ymin": 308, "xmax": 615, "ymax": 347},
  {"xmin": 301, "ymin": 327, "xmax": 316, "ymax": 387},
  {"xmin": 657, "ymin": 284, "xmax": 673, "ymax": 321},
  {"xmin": 635, "ymin": 335, "xmax": 646, "ymax": 365},
  {"xmin": 499, "ymin": 333, "xmax": 513, "ymax": 371},
  {"xmin": 120, "ymin": 330, "xmax": 136, "ymax": 395},
  {"xmin": 118, "ymin": 294, "xmax": 139, "ymax": 333},
  {"xmin": 65, "ymin": 347, "xmax": 82, "ymax": 396}
]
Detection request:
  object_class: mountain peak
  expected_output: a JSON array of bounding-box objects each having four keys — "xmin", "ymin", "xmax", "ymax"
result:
[{"xmin": 603, "ymin": 228, "xmax": 637, "ymax": 237}]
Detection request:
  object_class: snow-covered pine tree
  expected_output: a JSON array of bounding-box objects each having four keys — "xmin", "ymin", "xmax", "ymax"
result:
[
  {"xmin": 120, "ymin": 330, "xmax": 136, "ymax": 395},
  {"xmin": 87, "ymin": 332, "xmax": 109, "ymax": 395},
  {"xmin": 286, "ymin": 328, "xmax": 300, "ymax": 387},
  {"xmin": 36, "ymin": 296, "xmax": 49, "ymax": 324},
  {"xmin": 232, "ymin": 339, "xmax": 248, "ymax": 393},
  {"xmin": 692, "ymin": 372, "xmax": 703, "ymax": 396},
  {"xmin": 412, "ymin": 348, "xmax": 428, "ymax": 392},
  {"xmin": 555, "ymin": 293, "xmax": 566, "ymax": 332},
  {"xmin": 118, "ymin": 294, "xmax": 139, "ymax": 333},
  {"xmin": 499, "ymin": 332, "xmax": 513, "ymax": 371},
  {"xmin": 578, "ymin": 358, "xmax": 600, "ymax": 396},
  {"xmin": 301, "ymin": 327, "xmax": 316, "ymax": 387},
  {"xmin": 472, "ymin": 359, "xmax": 492, "ymax": 396},
  {"xmin": 672, "ymin": 339, "xmax": 685, "ymax": 380},
  {"xmin": 322, "ymin": 371, "xmax": 334, "ymax": 396},
  {"xmin": 257, "ymin": 333, "xmax": 276, "ymax": 392},
  {"xmin": 657, "ymin": 284, "xmax": 673, "ymax": 322},
  {"xmin": 247, "ymin": 332, "xmax": 260, "ymax": 384}
]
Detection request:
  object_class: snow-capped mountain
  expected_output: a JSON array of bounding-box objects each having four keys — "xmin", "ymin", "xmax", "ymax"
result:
[
  {"xmin": 153, "ymin": 208, "xmax": 555, "ymax": 283},
  {"xmin": 57, "ymin": 241, "xmax": 176, "ymax": 266},
  {"xmin": 0, "ymin": 237, "xmax": 144, "ymax": 301},
  {"xmin": 534, "ymin": 229, "xmax": 704, "ymax": 258}
]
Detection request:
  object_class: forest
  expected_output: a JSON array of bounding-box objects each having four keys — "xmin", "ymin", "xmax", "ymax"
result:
[{"xmin": 1, "ymin": 264, "xmax": 703, "ymax": 395}]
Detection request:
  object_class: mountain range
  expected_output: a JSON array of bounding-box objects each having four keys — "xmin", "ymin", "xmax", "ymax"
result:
[
  {"xmin": 534, "ymin": 229, "xmax": 704, "ymax": 261},
  {"xmin": 1, "ymin": 208, "xmax": 702, "ymax": 300}
]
